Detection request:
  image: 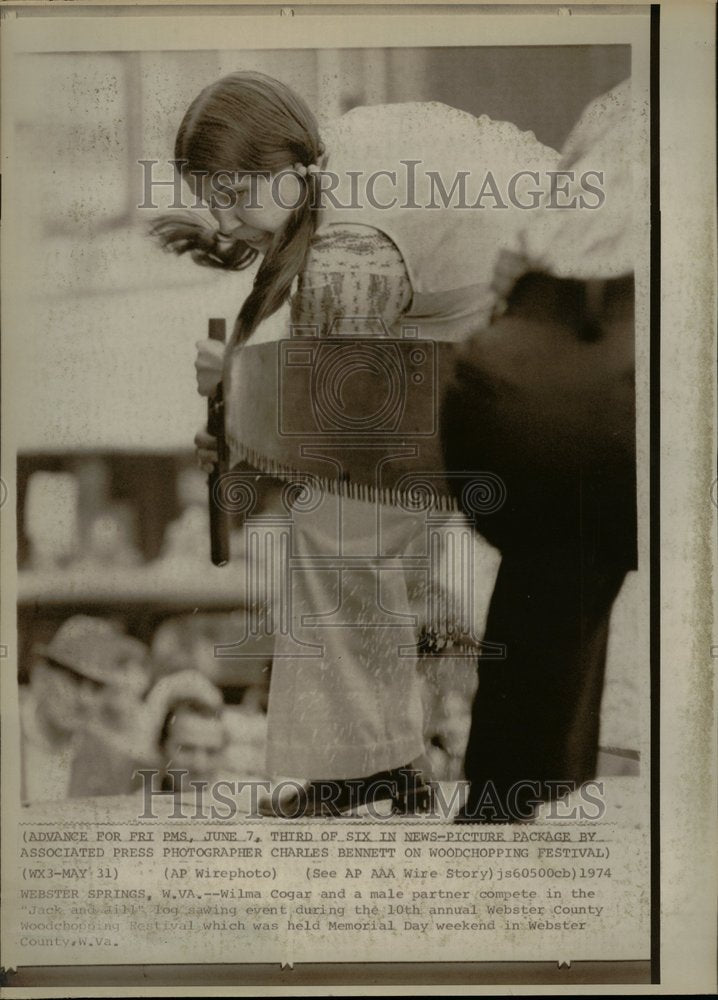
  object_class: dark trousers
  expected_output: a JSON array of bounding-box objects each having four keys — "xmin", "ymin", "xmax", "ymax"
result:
[
  {"xmin": 441, "ymin": 273, "xmax": 637, "ymax": 819},
  {"xmin": 464, "ymin": 518, "xmax": 633, "ymax": 819}
]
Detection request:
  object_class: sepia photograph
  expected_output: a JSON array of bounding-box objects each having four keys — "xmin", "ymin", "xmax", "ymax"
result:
[
  {"xmin": 11, "ymin": 23, "xmax": 645, "ymax": 817},
  {"xmin": 0, "ymin": 1, "xmax": 714, "ymax": 993}
]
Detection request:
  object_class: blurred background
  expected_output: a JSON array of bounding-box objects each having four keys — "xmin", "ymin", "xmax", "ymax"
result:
[{"xmin": 10, "ymin": 44, "xmax": 640, "ymax": 794}]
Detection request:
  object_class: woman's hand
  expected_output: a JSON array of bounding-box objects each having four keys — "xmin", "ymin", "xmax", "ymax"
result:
[
  {"xmin": 195, "ymin": 426, "xmax": 218, "ymax": 474},
  {"xmin": 194, "ymin": 338, "xmax": 224, "ymax": 397}
]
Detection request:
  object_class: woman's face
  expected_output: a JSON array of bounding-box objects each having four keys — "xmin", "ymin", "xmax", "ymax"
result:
[{"xmin": 192, "ymin": 171, "xmax": 303, "ymax": 254}]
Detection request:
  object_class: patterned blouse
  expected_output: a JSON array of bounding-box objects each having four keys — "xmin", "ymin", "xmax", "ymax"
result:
[{"xmin": 289, "ymin": 225, "xmax": 412, "ymax": 336}]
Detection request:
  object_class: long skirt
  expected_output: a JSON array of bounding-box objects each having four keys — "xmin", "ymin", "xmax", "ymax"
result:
[{"xmin": 262, "ymin": 492, "xmax": 429, "ymax": 779}]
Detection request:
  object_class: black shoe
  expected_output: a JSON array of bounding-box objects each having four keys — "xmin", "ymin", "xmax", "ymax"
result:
[
  {"xmin": 455, "ymin": 776, "xmax": 588, "ymax": 823},
  {"xmin": 391, "ymin": 768, "xmax": 435, "ymax": 815},
  {"xmin": 259, "ymin": 767, "xmax": 433, "ymax": 818}
]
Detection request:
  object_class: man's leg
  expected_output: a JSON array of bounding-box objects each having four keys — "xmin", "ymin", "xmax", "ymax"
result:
[
  {"xmin": 462, "ymin": 540, "xmax": 631, "ymax": 821},
  {"xmin": 441, "ymin": 274, "xmax": 637, "ymax": 820}
]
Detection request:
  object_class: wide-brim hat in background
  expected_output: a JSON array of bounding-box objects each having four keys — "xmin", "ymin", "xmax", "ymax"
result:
[{"xmin": 34, "ymin": 615, "xmax": 150, "ymax": 688}]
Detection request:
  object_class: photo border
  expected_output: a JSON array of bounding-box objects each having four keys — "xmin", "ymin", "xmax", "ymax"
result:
[{"xmin": 2, "ymin": 0, "xmax": 713, "ymax": 994}]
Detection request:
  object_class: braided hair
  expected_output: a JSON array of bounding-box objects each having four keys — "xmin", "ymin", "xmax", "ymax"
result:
[{"xmin": 151, "ymin": 71, "xmax": 324, "ymax": 346}]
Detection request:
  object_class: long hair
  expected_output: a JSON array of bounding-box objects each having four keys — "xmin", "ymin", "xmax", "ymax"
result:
[{"xmin": 150, "ymin": 71, "xmax": 323, "ymax": 345}]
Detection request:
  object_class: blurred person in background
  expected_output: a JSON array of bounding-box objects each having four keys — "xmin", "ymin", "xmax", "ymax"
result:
[
  {"xmin": 143, "ymin": 669, "xmax": 225, "ymax": 789},
  {"xmin": 159, "ymin": 701, "xmax": 227, "ymax": 790},
  {"xmin": 20, "ymin": 615, "xmax": 151, "ymax": 802},
  {"xmin": 143, "ymin": 668, "xmax": 266, "ymax": 790}
]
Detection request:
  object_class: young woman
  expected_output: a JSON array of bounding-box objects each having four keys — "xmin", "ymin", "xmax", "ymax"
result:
[{"xmin": 152, "ymin": 70, "xmax": 560, "ymax": 816}]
